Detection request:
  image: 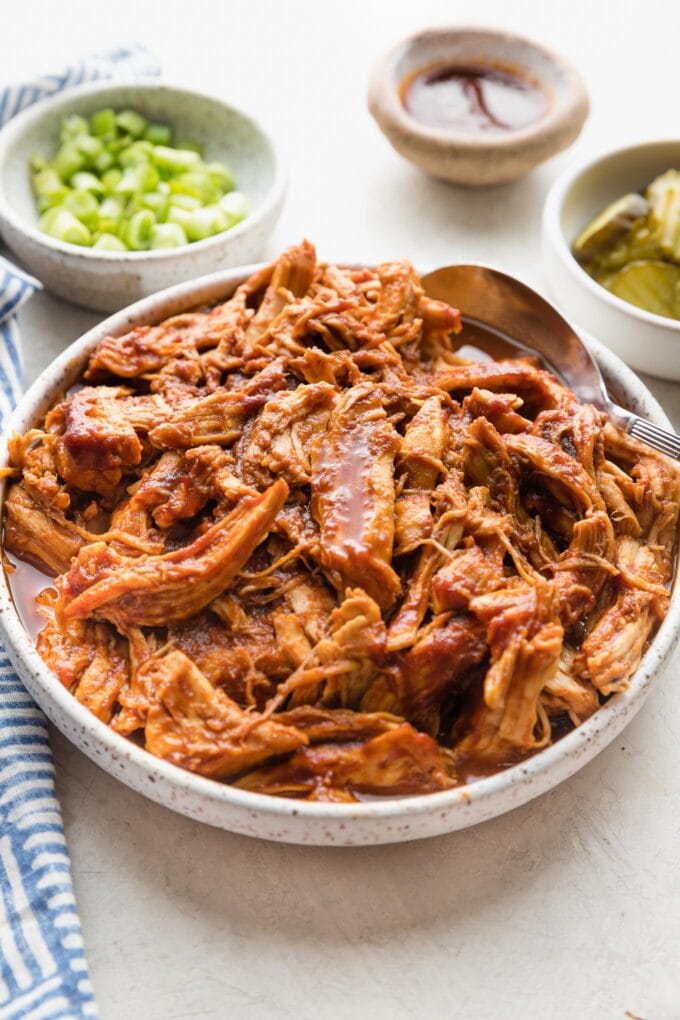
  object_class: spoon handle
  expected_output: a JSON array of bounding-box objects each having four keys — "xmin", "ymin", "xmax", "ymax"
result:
[{"xmin": 626, "ymin": 415, "xmax": 680, "ymax": 461}]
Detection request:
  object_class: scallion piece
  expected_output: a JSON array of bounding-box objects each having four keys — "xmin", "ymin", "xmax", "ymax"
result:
[
  {"xmin": 118, "ymin": 140, "xmax": 155, "ymax": 168},
  {"xmin": 169, "ymin": 172, "xmax": 222, "ymax": 205},
  {"xmin": 33, "ymin": 167, "xmax": 66, "ymax": 199},
  {"xmin": 144, "ymin": 123, "xmax": 172, "ymax": 147},
  {"xmin": 205, "ymin": 161, "xmax": 235, "ymax": 192},
  {"xmin": 90, "ymin": 108, "xmax": 117, "ymax": 140},
  {"xmin": 62, "ymin": 190, "xmax": 99, "ymax": 231},
  {"xmin": 219, "ymin": 191, "xmax": 249, "ymax": 225},
  {"xmin": 169, "ymin": 193, "xmax": 203, "ymax": 211},
  {"xmin": 93, "ymin": 232, "xmax": 127, "ymax": 251},
  {"xmin": 40, "ymin": 208, "xmax": 91, "ymax": 245},
  {"xmin": 140, "ymin": 192, "xmax": 170, "ymax": 221},
  {"xmin": 101, "ymin": 168, "xmax": 123, "ymax": 192},
  {"xmin": 94, "ymin": 150, "xmax": 115, "ymax": 174},
  {"xmin": 184, "ymin": 204, "xmax": 228, "ymax": 242},
  {"xmin": 116, "ymin": 110, "xmax": 148, "ymax": 139},
  {"xmin": 125, "ymin": 208, "xmax": 155, "ymax": 250},
  {"xmin": 54, "ymin": 143, "xmax": 85, "ymax": 182},
  {"xmin": 74, "ymin": 134, "xmax": 104, "ymax": 165},
  {"xmin": 115, "ymin": 163, "xmax": 160, "ymax": 195},
  {"xmin": 150, "ymin": 222, "xmax": 188, "ymax": 248},
  {"xmin": 98, "ymin": 195, "xmax": 125, "ymax": 233},
  {"xmin": 59, "ymin": 114, "xmax": 88, "ymax": 143},
  {"xmin": 152, "ymin": 145, "xmax": 201, "ymax": 174},
  {"xmin": 71, "ymin": 171, "xmax": 106, "ymax": 196}
]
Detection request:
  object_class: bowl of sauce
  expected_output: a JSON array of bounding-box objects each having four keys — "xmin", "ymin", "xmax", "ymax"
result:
[{"xmin": 368, "ymin": 27, "xmax": 589, "ymax": 186}]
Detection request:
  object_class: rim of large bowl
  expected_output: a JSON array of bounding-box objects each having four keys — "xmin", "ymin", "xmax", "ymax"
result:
[
  {"xmin": 543, "ymin": 138, "xmax": 680, "ymax": 332},
  {"xmin": 0, "ymin": 79, "xmax": 286, "ymax": 263},
  {"xmin": 0, "ymin": 260, "xmax": 677, "ymax": 826}
]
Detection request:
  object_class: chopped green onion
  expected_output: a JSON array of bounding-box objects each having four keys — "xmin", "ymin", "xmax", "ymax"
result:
[
  {"xmin": 152, "ymin": 145, "xmax": 201, "ymax": 174},
  {"xmin": 140, "ymin": 192, "xmax": 170, "ymax": 221},
  {"xmin": 40, "ymin": 208, "xmax": 91, "ymax": 245},
  {"xmin": 54, "ymin": 143, "xmax": 85, "ymax": 182},
  {"xmin": 93, "ymin": 232, "xmax": 127, "ymax": 251},
  {"xmin": 59, "ymin": 114, "xmax": 88, "ymax": 143},
  {"xmin": 101, "ymin": 167, "xmax": 123, "ymax": 192},
  {"xmin": 62, "ymin": 190, "xmax": 99, "ymax": 230},
  {"xmin": 90, "ymin": 108, "xmax": 117, "ymax": 140},
  {"xmin": 169, "ymin": 172, "xmax": 221, "ymax": 204},
  {"xmin": 33, "ymin": 167, "xmax": 66, "ymax": 198},
  {"xmin": 116, "ymin": 110, "xmax": 148, "ymax": 138},
  {"xmin": 205, "ymin": 161, "xmax": 235, "ymax": 192},
  {"xmin": 184, "ymin": 204, "xmax": 228, "ymax": 241},
  {"xmin": 98, "ymin": 195, "xmax": 125, "ymax": 233},
  {"xmin": 118, "ymin": 140, "xmax": 154, "ymax": 168},
  {"xmin": 71, "ymin": 171, "xmax": 106, "ymax": 196},
  {"xmin": 150, "ymin": 222, "xmax": 188, "ymax": 248},
  {"xmin": 93, "ymin": 150, "xmax": 114, "ymax": 174},
  {"xmin": 166, "ymin": 205, "xmax": 193, "ymax": 231},
  {"xmin": 36, "ymin": 191, "xmax": 67, "ymax": 214},
  {"xmin": 125, "ymin": 209, "xmax": 155, "ymax": 250},
  {"xmin": 169, "ymin": 193, "xmax": 202, "ymax": 211},
  {"xmin": 31, "ymin": 107, "xmax": 247, "ymax": 251},
  {"xmin": 220, "ymin": 191, "xmax": 249, "ymax": 225},
  {"xmin": 115, "ymin": 163, "xmax": 160, "ymax": 195},
  {"xmin": 144, "ymin": 123, "xmax": 172, "ymax": 146},
  {"xmin": 34, "ymin": 171, "xmax": 69, "ymax": 212},
  {"xmin": 74, "ymin": 134, "xmax": 104, "ymax": 164}
]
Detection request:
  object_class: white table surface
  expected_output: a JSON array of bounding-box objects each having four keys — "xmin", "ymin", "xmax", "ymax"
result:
[{"xmin": 4, "ymin": 1, "xmax": 680, "ymax": 1017}]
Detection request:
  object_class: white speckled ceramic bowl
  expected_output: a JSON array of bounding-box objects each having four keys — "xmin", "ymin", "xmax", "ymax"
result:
[
  {"xmin": 0, "ymin": 264, "xmax": 677, "ymax": 845},
  {"xmin": 542, "ymin": 140, "xmax": 680, "ymax": 380},
  {"xmin": 368, "ymin": 27, "xmax": 589, "ymax": 186},
  {"xmin": 0, "ymin": 80, "xmax": 285, "ymax": 312}
]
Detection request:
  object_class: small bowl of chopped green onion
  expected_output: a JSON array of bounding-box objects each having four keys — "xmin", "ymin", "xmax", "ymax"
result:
[
  {"xmin": 542, "ymin": 139, "xmax": 680, "ymax": 381},
  {"xmin": 0, "ymin": 80, "xmax": 285, "ymax": 312}
]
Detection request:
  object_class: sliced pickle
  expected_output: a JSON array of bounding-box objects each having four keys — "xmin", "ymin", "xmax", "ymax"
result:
[
  {"xmin": 603, "ymin": 259, "xmax": 680, "ymax": 320},
  {"xmin": 572, "ymin": 193, "xmax": 649, "ymax": 264},
  {"xmin": 646, "ymin": 169, "xmax": 680, "ymax": 262},
  {"xmin": 591, "ymin": 222, "xmax": 663, "ymax": 272}
]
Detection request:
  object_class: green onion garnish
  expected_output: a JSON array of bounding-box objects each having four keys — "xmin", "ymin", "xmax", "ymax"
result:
[{"xmin": 31, "ymin": 108, "xmax": 249, "ymax": 251}]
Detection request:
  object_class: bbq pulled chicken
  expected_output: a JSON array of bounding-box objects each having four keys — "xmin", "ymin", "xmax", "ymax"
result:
[{"xmin": 4, "ymin": 241, "xmax": 679, "ymax": 801}]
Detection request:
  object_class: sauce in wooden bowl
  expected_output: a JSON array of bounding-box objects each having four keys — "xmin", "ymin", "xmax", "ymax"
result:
[{"xmin": 401, "ymin": 61, "xmax": 548, "ymax": 134}]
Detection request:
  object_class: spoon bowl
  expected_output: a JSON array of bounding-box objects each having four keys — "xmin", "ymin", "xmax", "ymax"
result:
[{"xmin": 422, "ymin": 264, "xmax": 680, "ymax": 460}]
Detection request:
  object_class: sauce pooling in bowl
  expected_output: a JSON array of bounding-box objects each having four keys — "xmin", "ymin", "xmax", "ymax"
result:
[{"xmin": 401, "ymin": 62, "xmax": 548, "ymax": 134}]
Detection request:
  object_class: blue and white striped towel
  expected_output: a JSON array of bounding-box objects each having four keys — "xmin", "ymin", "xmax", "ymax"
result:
[
  {"xmin": 0, "ymin": 45, "xmax": 160, "ymax": 1020},
  {"xmin": 0, "ymin": 45, "xmax": 160, "ymax": 128}
]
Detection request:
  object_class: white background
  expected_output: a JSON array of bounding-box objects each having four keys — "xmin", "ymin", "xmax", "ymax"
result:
[{"xmin": 5, "ymin": 2, "xmax": 680, "ymax": 1018}]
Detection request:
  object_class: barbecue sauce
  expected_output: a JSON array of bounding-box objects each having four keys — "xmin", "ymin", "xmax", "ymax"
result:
[{"xmin": 402, "ymin": 61, "xmax": 548, "ymax": 134}]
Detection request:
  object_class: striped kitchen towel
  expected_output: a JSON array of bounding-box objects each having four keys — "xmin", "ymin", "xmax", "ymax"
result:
[
  {"xmin": 0, "ymin": 45, "xmax": 160, "ymax": 1020},
  {"xmin": 0, "ymin": 44, "xmax": 160, "ymax": 127}
]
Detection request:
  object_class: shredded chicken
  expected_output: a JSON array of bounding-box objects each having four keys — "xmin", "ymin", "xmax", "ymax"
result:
[{"xmin": 3, "ymin": 241, "xmax": 678, "ymax": 800}]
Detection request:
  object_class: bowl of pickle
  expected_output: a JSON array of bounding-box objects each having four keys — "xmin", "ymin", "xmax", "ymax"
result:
[
  {"xmin": 0, "ymin": 80, "xmax": 285, "ymax": 313},
  {"xmin": 542, "ymin": 140, "xmax": 680, "ymax": 380}
]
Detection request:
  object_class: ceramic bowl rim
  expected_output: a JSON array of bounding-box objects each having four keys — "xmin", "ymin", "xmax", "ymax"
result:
[
  {"xmin": 0, "ymin": 260, "xmax": 677, "ymax": 830},
  {"xmin": 543, "ymin": 138, "xmax": 680, "ymax": 333},
  {"xmin": 0, "ymin": 78, "xmax": 287, "ymax": 264},
  {"xmin": 369, "ymin": 24, "xmax": 590, "ymax": 153}
]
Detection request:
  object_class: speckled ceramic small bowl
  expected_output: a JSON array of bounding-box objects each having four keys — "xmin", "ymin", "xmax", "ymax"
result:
[
  {"xmin": 542, "ymin": 139, "xmax": 680, "ymax": 380},
  {"xmin": 0, "ymin": 80, "xmax": 285, "ymax": 312},
  {"xmin": 368, "ymin": 26, "xmax": 589, "ymax": 186},
  {"xmin": 0, "ymin": 264, "xmax": 677, "ymax": 845}
]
